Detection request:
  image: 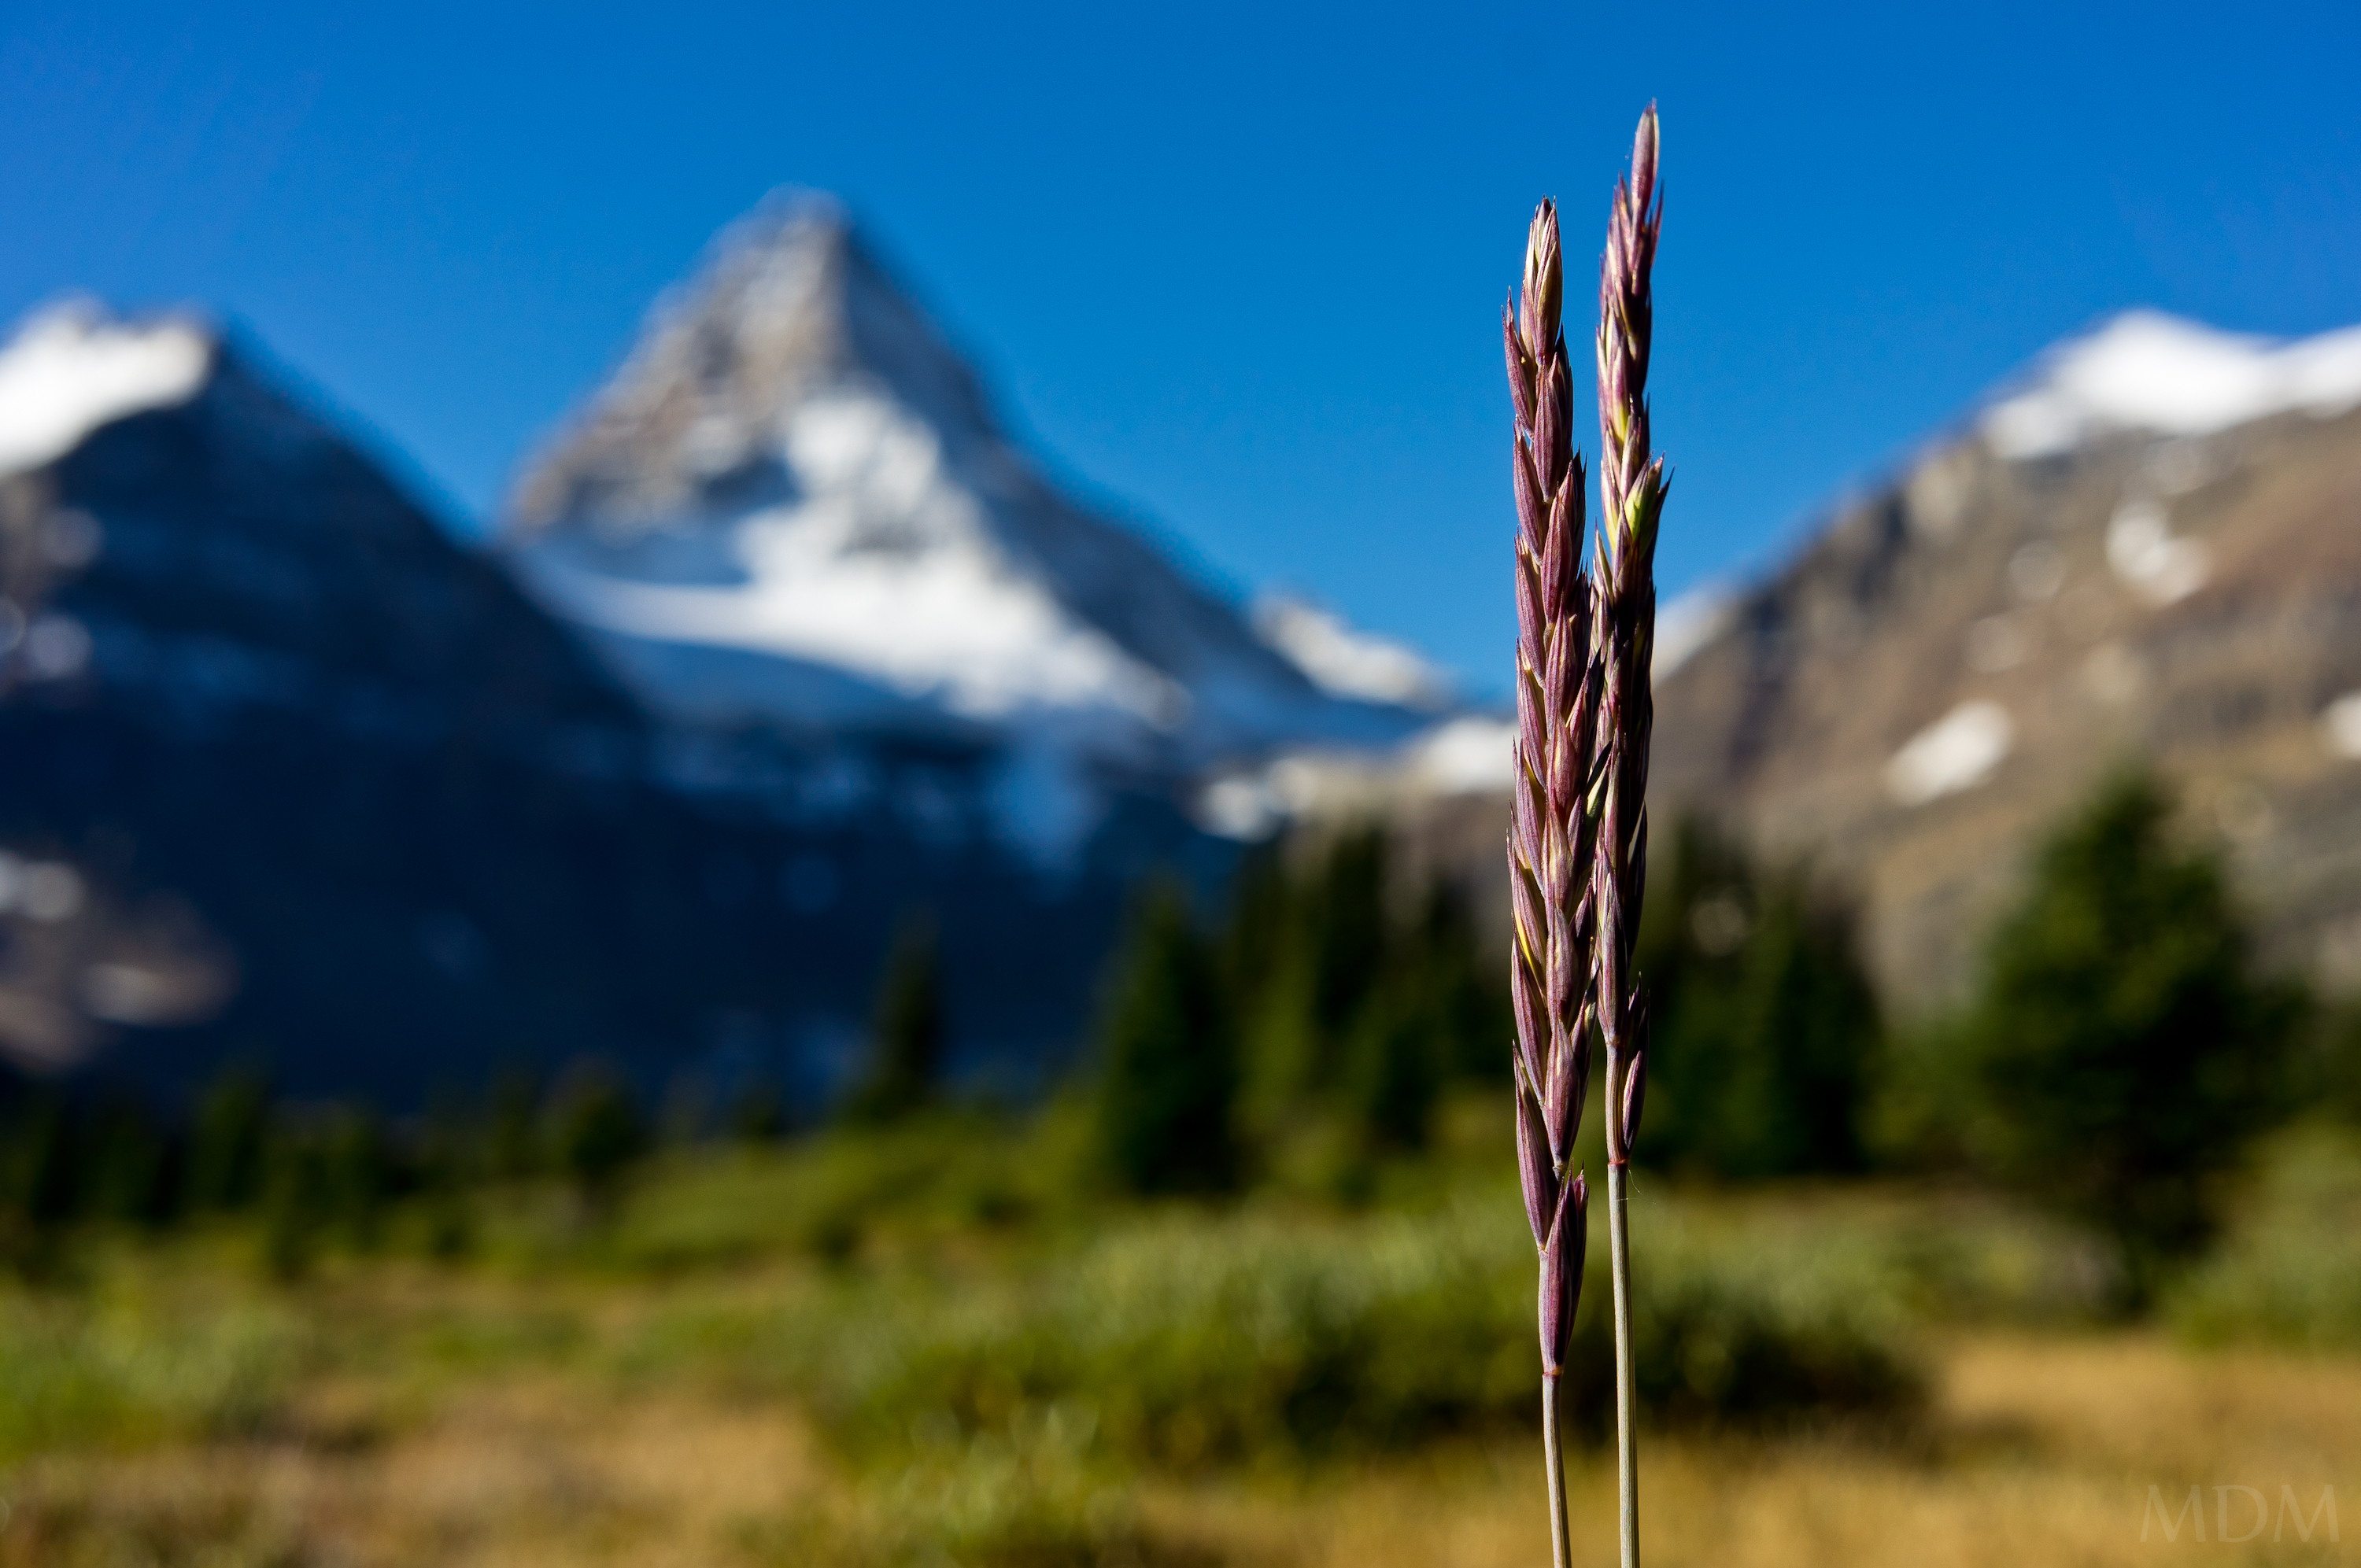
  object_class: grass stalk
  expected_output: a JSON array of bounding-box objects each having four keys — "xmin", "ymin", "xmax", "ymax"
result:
[
  {"xmin": 1543, "ymin": 1371, "xmax": 1572, "ymax": 1568},
  {"xmin": 1590, "ymin": 103, "xmax": 1668, "ymax": 1568},
  {"xmin": 1607, "ymin": 1159, "xmax": 1639, "ymax": 1566},
  {"xmin": 1505, "ymin": 194, "xmax": 1598, "ymax": 1568},
  {"xmin": 1508, "ymin": 103, "xmax": 1668, "ymax": 1568}
]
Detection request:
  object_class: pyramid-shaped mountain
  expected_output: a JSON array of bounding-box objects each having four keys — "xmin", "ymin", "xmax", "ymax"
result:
[{"xmin": 502, "ymin": 195, "xmax": 1436, "ymax": 860}]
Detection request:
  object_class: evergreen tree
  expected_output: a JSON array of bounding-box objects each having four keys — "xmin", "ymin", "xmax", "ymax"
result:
[
  {"xmin": 415, "ymin": 1096, "xmax": 478, "ymax": 1259},
  {"xmin": 846, "ymin": 912, "xmax": 946, "ymax": 1123},
  {"xmin": 0, "ymin": 1092, "xmax": 80, "ymax": 1232},
  {"xmin": 83, "ymin": 1096, "xmax": 183, "ymax": 1227},
  {"xmin": 320, "ymin": 1105, "xmax": 397, "ymax": 1249},
  {"xmin": 1346, "ymin": 975, "xmax": 1443, "ymax": 1151},
  {"xmin": 2326, "ymin": 1003, "xmax": 2361, "ymax": 1126},
  {"xmin": 548, "ymin": 1064, "xmax": 648, "ymax": 1217},
  {"xmin": 1635, "ymin": 817, "xmax": 1882, "ymax": 1179},
  {"xmin": 730, "ymin": 1075, "xmax": 789, "ymax": 1144},
  {"xmin": 1960, "ymin": 771, "xmax": 2299, "ymax": 1309},
  {"xmin": 1305, "ymin": 828, "xmax": 1389, "ymax": 1081},
  {"xmin": 1406, "ymin": 880, "xmax": 1511, "ymax": 1085},
  {"xmin": 484, "ymin": 1070, "xmax": 545, "ymax": 1180},
  {"xmin": 187, "ymin": 1066, "xmax": 272, "ymax": 1211},
  {"xmin": 1097, "ymin": 884, "xmax": 1237, "ymax": 1194},
  {"xmin": 260, "ymin": 1131, "xmax": 327, "ymax": 1281},
  {"xmin": 1217, "ymin": 847, "xmax": 1292, "ymax": 1008},
  {"xmin": 1235, "ymin": 828, "xmax": 1396, "ymax": 1116},
  {"xmin": 1221, "ymin": 832, "xmax": 1506, "ymax": 1148}
]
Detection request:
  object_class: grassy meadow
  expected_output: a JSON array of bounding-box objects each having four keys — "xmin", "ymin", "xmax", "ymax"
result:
[{"xmin": 2, "ymin": 1094, "xmax": 2356, "ymax": 1567}]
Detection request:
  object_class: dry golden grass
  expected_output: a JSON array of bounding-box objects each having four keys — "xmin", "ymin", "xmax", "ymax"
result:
[
  {"xmin": 1164, "ymin": 1334, "xmax": 2359, "ymax": 1568},
  {"xmin": 2, "ymin": 1331, "xmax": 2353, "ymax": 1566},
  {"xmin": 1, "ymin": 1381, "xmax": 829, "ymax": 1568}
]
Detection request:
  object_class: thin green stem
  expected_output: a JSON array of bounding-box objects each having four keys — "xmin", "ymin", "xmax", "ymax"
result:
[
  {"xmin": 1607, "ymin": 1158, "xmax": 1639, "ymax": 1568},
  {"xmin": 1542, "ymin": 1370, "xmax": 1571, "ymax": 1568}
]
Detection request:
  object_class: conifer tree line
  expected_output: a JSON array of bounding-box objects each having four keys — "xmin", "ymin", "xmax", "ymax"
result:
[
  {"xmin": 0, "ymin": 1059, "xmax": 655, "ymax": 1273},
  {"xmin": 1091, "ymin": 827, "xmax": 1512, "ymax": 1192},
  {"xmin": 3, "ymin": 767, "xmax": 2356, "ymax": 1304},
  {"xmin": 1086, "ymin": 819, "xmax": 1893, "ymax": 1195},
  {"xmin": 1083, "ymin": 768, "xmax": 2356, "ymax": 1311}
]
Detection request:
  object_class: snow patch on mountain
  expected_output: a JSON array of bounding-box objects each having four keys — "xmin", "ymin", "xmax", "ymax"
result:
[
  {"xmin": 1251, "ymin": 594, "xmax": 1452, "ymax": 709},
  {"xmin": 1193, "ymin": 714, "xmax": 1515, "ymax": 839},
  {"xmin": 2105, "ymin": 500, "xmax": 2211, "ymax": 605},
  {"xmin": 1886, "ymin": 699, "xmax": 2014, "ymax": 805},
  {"xmin": 0, "ymin": 302, "xmax": 212, "ymax": 479},
  {"xmin": 1983, "ymin": 311, "xmax": 2361, "ymax": 459},
  {"xmin": 1654, "ymin": 582, "xmax": 1735, "ymax": 677},
  {"xmin": 517, "ymin": 394, "xmax": 1190, "ymax": 732},
  {"xmin": 2322, "ymin": 693, "xmax": 2361, "ymax": 762}
]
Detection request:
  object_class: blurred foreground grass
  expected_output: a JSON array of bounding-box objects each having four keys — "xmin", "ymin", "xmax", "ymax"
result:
[{"xmin": 2, "ymin": 1097, "xmax": 2358, "ymax": 1566}]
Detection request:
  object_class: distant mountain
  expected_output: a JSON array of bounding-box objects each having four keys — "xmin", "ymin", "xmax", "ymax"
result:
[
  {"xmin": 0, "ymin": 302, "xmax": 1214, "ymax": 1101},
  {"xmin": 1650, "ymin": 312, "xmax": 2361, "ymax": 1005},
  {"xmin": 1250, "ymin": 312, "xmax": 2361, "ymax": 1011},
  {"xmin": 502, "ymin": 195, "xmax": 1435, "ymax": 861}
]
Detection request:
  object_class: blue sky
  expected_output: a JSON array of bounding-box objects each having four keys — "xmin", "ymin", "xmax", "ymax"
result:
[{"xmin": 2, "ymin": 0, "xmax": 2356, "ymax": 695}]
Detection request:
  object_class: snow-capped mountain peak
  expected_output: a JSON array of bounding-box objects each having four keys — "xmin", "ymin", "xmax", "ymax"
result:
[
  {"xmin": 1982, "ymin": 309, "xmax": 2361, "ymax": 459},
  {"xmin": 510, "ymin": 194, "xmax": 999, "ymax": 533},
  {"xmin": 504, "ymin": 193, "xmax": 1432, "ymax": 861},
  {"xmin": 0, "ymin": 301, "xmax": 215, "ymax": 481}
]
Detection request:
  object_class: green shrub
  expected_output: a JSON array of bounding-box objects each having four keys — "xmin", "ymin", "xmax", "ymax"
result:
[
  {"xmin": 730, "ymin": 1075, "xmax": 789, "ymax": 1144},
  {"xmin": 2317, "ymin": 1002, "xmax": 2361, "ymax": 1126},
  {"xmin": 0, "ymin": 1289, "xmax": 299, "ymax": 1459},
  {"xmin": 737, "ymin": 1406, "xmax": 1159, "ymax": 1568},
  {"xmin": 2167, "ymin": 1124, "xmax": 2361, "ymax": 1349},
  {"xmin": 781, "ymin": 1201, "xmax": 1920, "ymax": 1471}
]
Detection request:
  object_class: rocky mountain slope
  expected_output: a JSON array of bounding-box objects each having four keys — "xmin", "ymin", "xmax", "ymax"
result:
[
  {"xmin": 502, "ymin": 194, "xmax": 1437, "ymax": 862},
  {"xmin": 1651, "ymin": 312, "xmax": 2361, "ymax": 1007},
  {"xmin": 1258, "ymin": 312, "xmax": 2361, "ymax": 1013}
]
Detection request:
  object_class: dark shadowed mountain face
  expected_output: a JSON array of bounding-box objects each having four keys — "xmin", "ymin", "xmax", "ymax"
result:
[
  {"xmin": 0, "ymin": 308, "xmax": 1217, "ymax": 1106},
  {"xmin": 1650, "ymin": 316, "xmax": 2361, "ymax": 1009}
]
